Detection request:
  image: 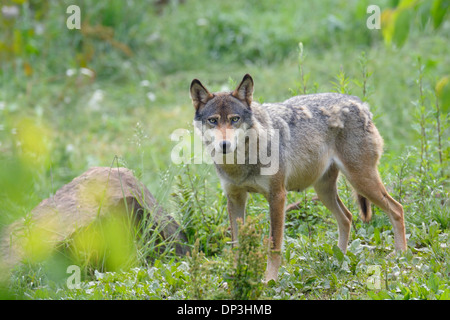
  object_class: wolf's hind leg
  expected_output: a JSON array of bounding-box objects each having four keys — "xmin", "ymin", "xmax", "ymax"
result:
[
  {"xmin": 341, "ymin": 164, "xmax": 407, "ymax": 252},
  {"xmin": 313, "ymin": 163, "xmax": 353, "ymax": 252}
]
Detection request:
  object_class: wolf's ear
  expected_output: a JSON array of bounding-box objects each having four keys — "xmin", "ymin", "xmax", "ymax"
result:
[
  {"xmin": 232, "ymin": 74, "xmax": 254, "ymax": 107},
  {"xmin": 190, "ymin": 79, "xmax": 213, "ymax": 111}
]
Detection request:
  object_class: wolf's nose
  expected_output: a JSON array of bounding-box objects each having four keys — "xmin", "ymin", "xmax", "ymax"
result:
[{"xmin": 221, "ymin": 140, "xmax": 231, "ymax": 153}]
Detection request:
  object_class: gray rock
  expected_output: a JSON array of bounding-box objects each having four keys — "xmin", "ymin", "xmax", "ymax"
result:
[{"xmin": 1, "ymin": 167, "xmax": 189, "ymax": 270}]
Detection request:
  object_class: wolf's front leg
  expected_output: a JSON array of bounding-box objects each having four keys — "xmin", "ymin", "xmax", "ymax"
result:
[
  {"xmin": 265, "ymin": 186, "xmax": 287, "ymax": 282},
  {"xmin": 226, "ymin": 191, "xmax": 248, "ymax": 246}
]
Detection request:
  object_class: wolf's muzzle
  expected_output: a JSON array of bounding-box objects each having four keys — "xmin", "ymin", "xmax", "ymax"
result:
[{"xmin": 220, "ymin": 140, "xmax": 232, "ymax": 154}]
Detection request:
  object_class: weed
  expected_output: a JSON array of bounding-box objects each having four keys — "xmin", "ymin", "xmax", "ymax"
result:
[
  {"xmin": 331, "ymin": 65, "xmax": 351, "ymax": 95},
  {"xmin": 226, "ymin": 215, "xmax": 267, "ymax": 300},
  {"xmin": 187, "ymin": 239, "xmax": 206, "ymax": 300}
]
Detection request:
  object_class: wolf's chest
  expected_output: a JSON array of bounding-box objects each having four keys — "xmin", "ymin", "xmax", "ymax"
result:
[{"xmin": 216, "ymin": 165, "xmax": 271, "ymax": 197}]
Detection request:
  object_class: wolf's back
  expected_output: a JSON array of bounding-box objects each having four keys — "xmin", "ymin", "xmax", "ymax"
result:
[{"xmin": 262, "ymin": 93, "xmax": 373, "ymax": 132}]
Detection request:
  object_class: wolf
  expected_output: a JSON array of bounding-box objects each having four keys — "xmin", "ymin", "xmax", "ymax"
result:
[{"xmin": 190, "ymin": 74, "xmax": 406, "ymax": 282}]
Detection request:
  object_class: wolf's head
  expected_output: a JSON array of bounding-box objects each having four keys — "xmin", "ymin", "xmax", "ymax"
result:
[{"xmin": 190, "ymin": 74, "xmax": 254, "ymax": 155}]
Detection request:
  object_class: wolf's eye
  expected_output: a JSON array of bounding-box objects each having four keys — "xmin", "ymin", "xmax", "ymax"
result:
[
  {"xmin": 230, "ymin": 116, "xmax": 240, "ymax": 123},
  {"xmin": 208, "ymin": 118, "xmax": 218, "ymax": 124}
]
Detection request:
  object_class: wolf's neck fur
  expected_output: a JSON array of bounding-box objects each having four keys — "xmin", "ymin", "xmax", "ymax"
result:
[{"xmin": 213, "ymin": 136, "xmax": 261, "ymax": 184}]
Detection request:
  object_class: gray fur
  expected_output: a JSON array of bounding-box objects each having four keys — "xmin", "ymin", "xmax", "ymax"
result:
[
  {"xmin": 190, "ymin": 74, "xmax": 406, "ymax": 282},
  {"xmin": 195, "ymin": 91, "xmax": 380, "ymax": 194}
]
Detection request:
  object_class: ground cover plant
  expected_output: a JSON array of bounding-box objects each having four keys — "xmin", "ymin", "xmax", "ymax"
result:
[{"xmin": 0, "ymin": 0, "xmax": 448, "ymax": 300}]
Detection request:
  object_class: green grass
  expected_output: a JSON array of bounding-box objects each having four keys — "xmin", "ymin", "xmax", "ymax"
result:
[{"xmin": 0, "ymin": 0, "xmax": 449, "ymax": 300}]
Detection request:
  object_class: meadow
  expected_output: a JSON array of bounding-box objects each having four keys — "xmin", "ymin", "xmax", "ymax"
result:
[{"xmin": 0, "ymin": 0, "xmax": 449, "ymax": 300}]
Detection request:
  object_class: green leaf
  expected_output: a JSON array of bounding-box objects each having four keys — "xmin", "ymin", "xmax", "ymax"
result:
[
  {"xmin": 392, "ymin": 8, "xmax": 411, "ymax": 47},
  {"xmin": 428, "ymin": 273, "xmax": 440, "ymax": 293},
  {"xmin": 439, "ymin": 288, "xmax": 450, "ymax": 300},
  {"xmin": 267, "ymin": 279, "xmax": 276, "ymax": 287},
  {"xmin": 397, "ymin": 0, "xmax": 417, "ymax": 9},
  {"xmin": 402, "ymin": 287, "xmax": 411, "ymax": 300},
  {"xmin": 349, "ymin": 238, "xmax": 362, "ymax": 254},
  {"xmin": 374, "ymin": 227, "xmax": 381, "ymax": 245},
  {"xmin": 418, "ymin": 0, "xmax": 432, "ymax": 29},
  {"xmin": 436, "ymin": 76, "xmax": 450, "ymax": 114},
  {"xmin": 285, "ymin": 245, "xmax": 291, "ymax": 262},
  {"xmin": 381, "ymin": 8, "xmax": 397, "ymax": 46},
  {"xmin": 332, "ymin": 244, "xmax": 345, "ymax": 263},
  {"xmin": 431, "ymin": 0, "xmax": 449, "ymax": 29}
]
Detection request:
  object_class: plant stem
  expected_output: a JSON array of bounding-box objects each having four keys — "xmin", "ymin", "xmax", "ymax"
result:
[
  {"xmin": 359, "ymin": 51, "xmax": 368, "ymax": 99},
  {"xmin": 417, "ymin": 57, "xmax": 427, "ymax": 177},
  {"xmin": 186, "ymin": 164, "xmax": 212, "ymax": 235},
  {"xmin": 298, "ymin": 42, "xmax": 307, "ymax": 94},
  {"xmin": 434, "ymin": 92, "xmax": 443, "ymax": 178}
]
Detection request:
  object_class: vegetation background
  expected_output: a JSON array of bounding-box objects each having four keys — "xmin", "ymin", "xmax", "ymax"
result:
[{"xmin": 0, "ymin": 0, "xmax": 448, "ymax": 300}]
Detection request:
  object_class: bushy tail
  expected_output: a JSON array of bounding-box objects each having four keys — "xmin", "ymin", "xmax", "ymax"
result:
[{"xmin": 357, "ymin": 194, "xmax": 372, "ymax": 223}]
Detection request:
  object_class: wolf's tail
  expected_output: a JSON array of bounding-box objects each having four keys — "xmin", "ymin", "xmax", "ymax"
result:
[{"xmin": 356, "ymin": 194, "xmax": 372, "ymax": 223}]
